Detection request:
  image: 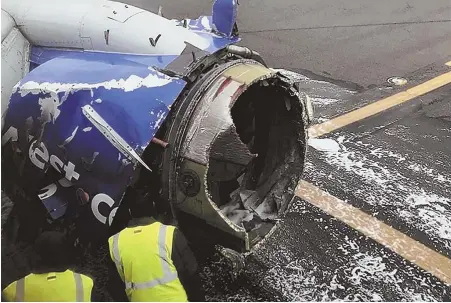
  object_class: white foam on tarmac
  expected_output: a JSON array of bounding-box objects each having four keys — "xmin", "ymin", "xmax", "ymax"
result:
[
  {"xmin": 308, "ymin": 138, "xmax": 340, "ymax": 152},
  {"xmin": 340, "ymin": 239, "xmax": 436, "ymax": 301},
  {"xmin": 257, "ymin": 236, "xmax": 438, "ymax": 301},
  {"xmin": 309, "ymin": 96, "xmax": 341, "ymax": 106},
  {"xmin": 408, "ymin": 163, "xmax": 451, "ymax": 185},
  {"xmin": 308, "ymin": 135, "xmax": 451, "ymax": 250}
]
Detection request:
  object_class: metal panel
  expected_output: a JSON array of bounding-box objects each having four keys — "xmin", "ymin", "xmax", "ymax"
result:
[
  {"xmin": 103, "ymin": 1, "xmax": 143, "ymax": 23},
  {"xmin": 2, "ymin": 51, "xmax": 187, "ymax": 241},
  {"xmin": 222, "ymin": 64, "xmax": 273, "ymax": 84},
  {"xmin": 30, "ymin": 47, "xmax": 84, "ymax": 66},
  {"xmin": 81, "ymin": 37, "xmax": 93, "ymax": 50},
  {"xmin": 212, "ymin": 0, "xmax": 238, "ymax": 37},
  {"xmin": 4, "ymin": 0, "xmax": 90, "ymax": 49},
  {"xmin": 183, "ymin": 76, "xmax": 244, "ymax": 165},
  {"xmin": 1, "ymin": 9, "xmax": 15, "ymax": 42},
  {"xmin": 81, "ymin": 6, "xmax": 210, "ymax": 55},
  {"xmin": 177, "ymin": 160, "xmax": 248, "ymax": 239},
  {"xmin": 3, "ymin": 0, "xmax": 240, "ymax": 56},
  {"xmin": 1, "ymin": 27, "xmax": 30, "ymax": 125},
  {"xmin": 30, "ymin": 46, "xmax": 178, "ymax": 70},
  {"xmin": 174, "ymin": 16, "xmax": 241, "ymax": 53}
]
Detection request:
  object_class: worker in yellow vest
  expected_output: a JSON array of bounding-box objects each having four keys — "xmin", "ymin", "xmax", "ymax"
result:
[
  {"xmin": 107, "ymin": 189, "xmax": 205, "ymax": 302},
  {"xmin": 2, "ymin": 231, "xmax": 94, "ymax": 302}
]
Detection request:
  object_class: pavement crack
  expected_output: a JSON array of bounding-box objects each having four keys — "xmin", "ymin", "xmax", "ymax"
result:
[{"xmin": 241, "ymin": 19, "xmax": 451, "ymax": 34}]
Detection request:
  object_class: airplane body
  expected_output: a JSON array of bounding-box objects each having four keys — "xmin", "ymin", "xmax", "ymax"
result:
[{"xmin": 1, "ymin": 0, "xmax": 313, "ymax": 257}]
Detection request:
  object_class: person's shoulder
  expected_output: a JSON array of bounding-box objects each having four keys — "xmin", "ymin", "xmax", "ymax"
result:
[
  {"xmin": 161, "ymin": 221, "xmax": 178, "ymax": 232},
  {"xmin": 2, "ymin": 274, "xmax": 30, "ymax": 301},
  {"xmin": 172, "ymin": 227, "xmax": 190, "ymax": 247},
  {"xmin": 2, "ymin": 279, "xmax": 17, "ymax": 299},
  {"xmin": 107, "ymin": 231, "xmax": 119, "ymax": 242},
  {"xmin": 84, "ymin": 277, "xmax": 94, "ymax": 290},
  {"xmin": 170, "ymin": 225, "xmax": 182, "ymax": 237}
]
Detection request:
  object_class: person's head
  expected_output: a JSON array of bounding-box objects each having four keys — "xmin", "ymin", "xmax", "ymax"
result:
[
  {"xmin": 128, "ymin": 189, "xmax": 155, "ymax": 219},
  {"xmin": 33, "ymin": 231, "xmax": 71, "ymax": 271}
]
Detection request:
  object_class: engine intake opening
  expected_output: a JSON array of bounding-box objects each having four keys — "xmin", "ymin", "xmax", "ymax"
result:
[
  {"xmin": 207, "ymin": 78, "xmax": 306, "ymax": 237},
  {"xmin": 165, "ymin": 61, "xmax": 309, "ymax": 251}
]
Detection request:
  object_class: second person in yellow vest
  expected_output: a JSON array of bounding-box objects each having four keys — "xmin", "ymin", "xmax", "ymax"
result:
[
  {"xmin": 2, "ymin": 231, "xmax": 95, "ymax": 302},
  {"xmin": 107, "ymin": 189, "xmax": 205, "ymax": 302}
]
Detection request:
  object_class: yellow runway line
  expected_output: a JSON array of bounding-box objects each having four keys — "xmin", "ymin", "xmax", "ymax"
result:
[
  {"xmin": 309, "ymin": 71, "xmax": 451, "ymax": 138},
  {"xmin": 296, "ymin": 180, "xmax": 451, "ymax": 285}
]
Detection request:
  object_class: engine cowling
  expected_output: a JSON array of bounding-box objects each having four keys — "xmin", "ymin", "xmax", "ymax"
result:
[
  {"xmin": 0, "ymin": 0, "xmax": 313, "ymax": 253},
  {"xmin": 161, "ymin": 59, "xmax": 311, "ymax": 251}
]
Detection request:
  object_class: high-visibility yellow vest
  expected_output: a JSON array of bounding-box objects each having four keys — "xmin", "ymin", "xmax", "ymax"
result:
[
  {"xmin": 108, "ymin": 221, "xmax": 188, "ymax": 302},
  {"xmin": 2, "ymin": 270, "xmax": 93, "ymax": 302}
]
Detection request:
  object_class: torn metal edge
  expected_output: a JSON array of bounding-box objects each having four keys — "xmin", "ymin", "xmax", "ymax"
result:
[
  {"xmin": 81, "ymin": 104, "xmax": 152, "ymax": 171},
  {"xmin": 202, "ymin": 66, "xmax": 309, "ymax": 236}
]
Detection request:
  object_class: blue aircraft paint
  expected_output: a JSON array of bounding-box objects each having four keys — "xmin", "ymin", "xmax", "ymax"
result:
[
  {"xmin": 26, "ymin": 50, "xmax": 179, "ymax": 84},
  {"xmin": 195, "ymin": 31, "xmax": 240, "ymax": 53},
  {"xmin": 3, "ymin": 52, "xmax": 187, "ymax": 242},
  {"xmin": 4, "ymin": 1, "xmax": 240, "ymax": 243},
  {"xmin": 30, "ymin": 46, "xmax": 179, "ymax": 70},
  {"xmin": 174, "ymin": 15, "xmax": 240, "ymax": 53},
  {"xmin": 31, "ymin": 47, "xmax": 84, "ymax": 66},
  {"xmin": 212, "ymin": 0, "xmax": 238, "ymax": 37}
]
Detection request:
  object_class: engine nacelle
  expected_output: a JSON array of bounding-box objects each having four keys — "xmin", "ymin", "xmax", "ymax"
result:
[
  {"xmin": 1, "ymin": 0, "xmax": 313, "ymax": 253},
  {"xmin": 162, "ymin": 59, "xmax": 310, "ymax": 251}
]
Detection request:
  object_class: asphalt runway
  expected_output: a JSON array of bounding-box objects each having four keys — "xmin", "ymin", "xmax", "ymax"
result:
[
  {"xmin": 125, "ymin": 0, "xmax": 451, "ymax": 86},
  {"xmin": 2, "ymin": 0, "xmax": 451, "ymax": 301},
  {"xmin": 205, "ymin": 67, "xmax": 451, "ymax": 300},
  {"xmin": 120, "ymin": 0, "xmax": 451, "ymax": 300}
]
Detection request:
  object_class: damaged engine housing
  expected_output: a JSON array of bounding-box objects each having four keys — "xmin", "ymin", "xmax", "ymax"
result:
[
  {"xmin": 1, "ymin": 0, "xmax": 312, "ymax": 254},
  {"xmin": 140, "ymin": 59, "xmax": 310, "ymax": 252}
]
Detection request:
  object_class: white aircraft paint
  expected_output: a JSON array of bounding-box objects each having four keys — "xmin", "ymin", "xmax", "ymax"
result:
[
  {"xmin": 1, "ymin": 10, "xmax": 15, "ymax": 42},
  {"xmin": 1, "ymin": 27, "xmax": 30, "ymax": 125},
  {"xmin": 2, "ymin": 0, "xmax": 210, "ymax": 55},
  {"xmin": 0, "ymin": 0, "xmax": 214, "ymax": 123},
  {"xmin": 19, "ymin": 72, "xmax": 173, "ymax": 98}
]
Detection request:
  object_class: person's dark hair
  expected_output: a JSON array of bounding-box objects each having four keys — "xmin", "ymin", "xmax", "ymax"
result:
[
  {"xmin": 33, "ymin": 231, "xmax": 71, "ymax": 272},
  {"xmin": 128, "ymin": 189, "xmax": 154, "ymax": 218}
]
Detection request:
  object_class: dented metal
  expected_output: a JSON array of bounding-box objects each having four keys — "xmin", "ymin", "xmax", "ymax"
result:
[
  {"xmin": 1, "ymin": 0, "xmax": 312, "ymax": 251},
  {"xmin": 161, "ymin": 61, "xmax": 309, "ymax": 251}
]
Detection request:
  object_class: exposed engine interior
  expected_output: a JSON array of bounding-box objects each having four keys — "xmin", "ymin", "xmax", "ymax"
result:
[
  {"xmin": 207, "ymin": 80, "xmax": 306, "ymax": 237},
  {"xmin": 0, "ymin": 56, "xmax": 310, "ymax": 253},
  {"xmin": 0, "ymin": 0, "xmax": 312, "ymax": 259}
]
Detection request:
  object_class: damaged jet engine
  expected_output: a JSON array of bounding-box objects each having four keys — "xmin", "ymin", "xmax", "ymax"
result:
[{"xmin": 1, "ymin": 0, "xmax": 313, "ymax": 254}]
